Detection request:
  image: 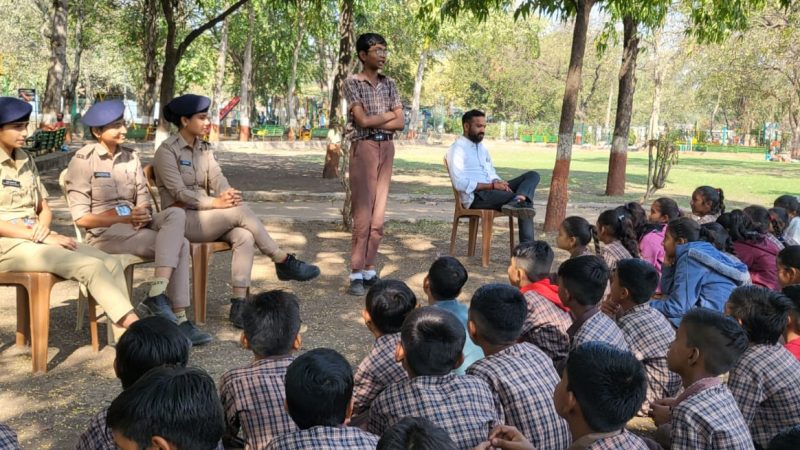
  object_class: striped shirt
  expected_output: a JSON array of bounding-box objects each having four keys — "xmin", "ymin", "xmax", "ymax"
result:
[
  {"xmin": 344, "ymin": 74, "xmax": 402, "ymax": 141},
  {"xmin": 352, "ymin": 333, "xmax": 407, "ymax": 416}
]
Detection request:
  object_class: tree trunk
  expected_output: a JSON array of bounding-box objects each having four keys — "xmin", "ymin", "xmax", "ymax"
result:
[
  {"xmin": 322, "ymin": 0, "xmax": 354, "ymax": 182},
  {"xmin": 605, "ymin": 16, "xmax": 639, "ymax": 197},
  {"xmin": 239, "ymin": 4, "xmax": 254, "ymax": 142},
  {"xmin": 647, "ymin": 29, "xmax": 663, "ymax": 142},
  {"xmin": 286, "ymin": 3, "xmax": 305, "ymax": 132},
  {"xmin": 709, "ymin": 90, "xmax": 721, "ymax": 142},
  {"xmin": 790, "ymin": 108, "xmax": 800, "ymax": 159},
  {"xmin": 61, "ymin": 0, "xmax": 83, "ymax": 137},
  {"xmin": 209, "ymin": 16, "xmax": 228, "ymax": 142},
  {"xmin": 42, "ymin": 0, "xmax": 68, "ymax": 124},
  {"xmin": 408, "ymin": 47, "xmax": 429, "ymax": 138},
  {"xmin": 141, "ymin": 0, "xmax": 160, "ymax": 125},
  {"xmin": 543, "ymin": 0, "xmax": 596, "ymax": 232}
]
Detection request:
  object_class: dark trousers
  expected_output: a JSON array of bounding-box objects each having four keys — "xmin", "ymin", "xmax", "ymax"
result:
[{"xmin": 470, "ymin": 170, "xmax": 540, "ymax": 243}]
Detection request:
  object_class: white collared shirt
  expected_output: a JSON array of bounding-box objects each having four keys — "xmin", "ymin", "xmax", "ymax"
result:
[{"xmin": 445, "ymin": 136, "xmax": 500, "ymax": 207}]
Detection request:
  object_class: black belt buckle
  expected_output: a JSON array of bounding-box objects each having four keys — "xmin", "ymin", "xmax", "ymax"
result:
[{"xmin": 369, "ymin": 133, "xmax": 390, "ymax": 141}]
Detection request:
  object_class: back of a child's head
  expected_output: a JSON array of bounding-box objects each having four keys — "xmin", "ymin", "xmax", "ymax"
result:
[
  {"xmin": 726, "ymin": 285, "xmax": 791, "ymax": 346},
  {"xmin": 115, "ymin": 316, "xmax": 190, "ymax": 389},
  {"xmin": 743, "ymin": 205, "xmax": 773, "ymax": 236},
  {"xmin": 717, "ymin": 210, "xmax": 763, "ymax": 243},
  {"xmin": 401, "ymin": 307, "xmax": 465, "ymax": 376},
  {"xmin": 681, "ymin": 308, "xmax": 748, "ymax": 376},
  {"xmin": 377, "ymin": 416, "xmax": 457, "ymax": 450},
  {"xmin": 597, "ymin": 206, "xmax": 640, "ymax": 257},
  {"xmin": 561, "ymin": 216, "xmax": 600, "ymax": 253},
  {"xmin": 615, "ymin": 259, "xmax": 659, "ymax": 304},
  {"xmin": 367, "ymin": 279, "xmax": 418, "ymax": 334},
  {"xmin": 770, "ymin": 207, "xmax": 790, "ymax": 236},
  {"xmin": 778, "ymin": 245, "xmax": 800, "ymax": 271},
  {"xmin": 557, "ymin": 255, "xmax": 608, "ymax": 306},
  {"xmin": 768, "ymin": 425, "xmax": 800, "ymax": 450},
  {"xmin": 284, "ymin": 348, "xmax": 353, "ymax": 429},
  {"xmin": 107, "ymin": 366, "xmax": 224, "ymax": 450},
  {"xmin": 784, "ymin": 285, "xmax": 800, "ymax": 319},
  {"xmin": 700, "ymin": 222, "xmax": 735, "ymax": 253},
  {"xmin": 774, "ymin": 195, "xmax": 799, "ymax": 216},
  {"xmin": 667, "ymin": 217, "xmax": 701, "ymax": 243},
  {"xmin": 511, "ymin": 241, "xmax": 553, "ymax": 281},
  {"xmin": 242, "ymin": 290, "xmax": 301, "ymax": 357},
  {"xmin": 565, "ymin": 342, "xmax": 646, "ymax": 433},
  {"xmin": 694, "ymin": 186, "xmax": 726, "ymax": 215},
  {"xmin": 469, "ymin": 283, "xmax": 527, "ymax": 344},
  {"xmin": 427, "ymin": 256, "xmax": 468, "ymax": 300},
  {"xmin": 654, "ymin": 197, "xmax": 682, "ymax": 221}
]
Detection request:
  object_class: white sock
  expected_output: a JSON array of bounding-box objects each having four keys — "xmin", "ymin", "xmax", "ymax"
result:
[
  {"xmin": 349, "ymin": 272, "xmax": 364, "ymax": 281},
  {"xmin": 363, "ymin": 270, "xmax": 377, "ymax": 280}
]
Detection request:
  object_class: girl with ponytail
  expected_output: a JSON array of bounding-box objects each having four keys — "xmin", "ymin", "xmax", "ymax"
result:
[
  {"xmin": 596, "ymin": 206, "xmax": 640, "ymax": 270},
  {"xmin": 717, "ymin": 210, "xmax": 781, "ymax": 290},
  {"xmin": 556, "ymin": 216, "xmax": 600, "ymax": 258},
  {"xmin": 689, "ymin": 186, "xmax": 725, "ymax": 225}
]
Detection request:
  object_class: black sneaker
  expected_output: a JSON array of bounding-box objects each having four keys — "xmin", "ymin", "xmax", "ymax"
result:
[
  {"xmin": 363, "ymin": 274, "xmax": 380, "ymax": 288},
  {"xmin": 137, "ymin": 294, "xmax": 179, "ymax": 323},
  {"xmin": 229, "ymin": 297, "xmax": 247, "ymax": 329},
  {"xmin": 348, "ymin": 278, "xmax": 366, "ymax": 296},
  {"xmin": 179, "ymin": 321, "xmax": 213, "ymax": 346},
  {"xmin": 501, "ymin": 199, "xmax": 536, "ymax": 219},
  {"xmin": 275, "ymin": 254, "xmax": 321, "ymax": 281}
]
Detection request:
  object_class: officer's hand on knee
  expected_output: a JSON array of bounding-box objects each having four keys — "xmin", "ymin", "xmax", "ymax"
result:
[{"xmin": 44, "ymin": 234, "xmax": 77, "ymax": 250}]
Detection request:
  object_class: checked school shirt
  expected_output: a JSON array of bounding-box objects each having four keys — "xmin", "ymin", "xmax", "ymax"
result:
[
  {"xmin": 351, "ymin": 333, "xmax": 407, "ymax": 416},
  {"xmin": 264, "ymin": 426, "xmax": 379, "ymax": 450},
  {"xmin": 0, "ymin": 423, "xmax": 19, "ymax": 450},
  {"xmin": 671, "ymin": 382, "xmax": 753, "ymax": 449},
  {"xmin": 520, "ymin": 290, "xmax": 572, "ymax": 367},
  {"xmin": 600, "ymin": 240, "xmax": 633, "ymax": 271},
  {"xmin": 567, "ymin": 430, "xmax": 651, "ymax": 450},
  {"xmin": 569, "ymin": 307, "xmax": 629, "ymax": 352}
]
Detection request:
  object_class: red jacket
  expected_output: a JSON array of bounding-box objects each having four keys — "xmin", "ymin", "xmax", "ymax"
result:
[{"xmin": 733, "ymin": 238, "xmax": 781, "ymax": 290}]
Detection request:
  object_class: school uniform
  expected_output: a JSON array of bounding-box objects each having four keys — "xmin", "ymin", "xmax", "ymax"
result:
[
  {"xmin": 466, "ymin": 343, "xmax": 571, "ymax": 450},
  {"xmin": 727, "ymin": 344, "xmax": 800, "ymax": 448},
  {"xmin": 351, "ymin": 333, "xmax": 407, "ymax": 417},
  {"xmin": 567, "ymin": 430, "xmax": 651, "ymax": 450},
  {"xmin": 75, "ymin": 408, "xmax": 114, "ymax": 450},
  {"xmin": 600, "ymin": 240, "xmax": 633, "ymax": 271},
  {"xmin": 519, "ymin": 282, "xmax": 571, "ymax": 367},
  {"xmin": 689, "ymin": 212, "xmax": 720, "ymax": 225},
  {"xmin": 264, "ymin": 426, "xmax": 379, "ymax": 450},
  {"xmin": 568, "ymin": 306, "xmax": 629, "ymax": 352},
  {"xmin": 219, "ymin": 356, "xmax": 297, "ymax": 449},
  {"xmin": 670, "ymin": 379, "xmax": 753, "ymax": 449},
  {"xmin": 0, "ymin": 423, "xmax": 20, "ymax": 450}
]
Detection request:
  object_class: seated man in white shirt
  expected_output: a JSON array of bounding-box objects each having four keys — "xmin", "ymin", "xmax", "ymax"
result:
[{"xmin": 446, "ymin": 109, "xmax": 540, "ymax": 243}]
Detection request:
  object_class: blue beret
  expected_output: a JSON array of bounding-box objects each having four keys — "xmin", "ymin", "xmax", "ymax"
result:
[
  {"xmin": 82, "ymin": 100, "xmax": 125, "ymax": 128},
  {"xmin": 0, "ymin": 97, "xmax": 33, "ymax": 126},
  {"xmin": 163, "ymin": 94, "xmax": 211, "ymax": 126}
]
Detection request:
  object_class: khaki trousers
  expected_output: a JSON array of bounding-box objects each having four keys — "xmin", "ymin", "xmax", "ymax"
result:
[
  {"xmin": 184, "ymin": 205, "xmax": 280, "ymax": 288},
  {"xmin": 349, "ymin": 139, "xmax": 395, "ymax": 271},
  {"xmin": 0, "ymin": 241, "xmax": 134, "ymax": 322},
  {"xmin": 88, "ymin": 207, "xmax": 191, "ymax": 308}
]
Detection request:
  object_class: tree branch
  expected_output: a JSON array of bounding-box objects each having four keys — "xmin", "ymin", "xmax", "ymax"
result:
[{"xmin": 176, "ymin": 0, "xmax": 249, "ymax": 61}]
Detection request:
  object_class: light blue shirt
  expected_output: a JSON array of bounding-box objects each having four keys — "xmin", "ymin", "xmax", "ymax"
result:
[
  {"xmin": 445, "ymin": 136, "xmax": 500, "ymax": 208},
  {"xmin": 432, "ymin": 299, "xmax": 485, "ymax": 375}
]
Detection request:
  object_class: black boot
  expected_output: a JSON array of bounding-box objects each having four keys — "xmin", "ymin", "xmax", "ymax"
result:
[{"xmin": 275, "ymin": 254, "xmax": 321, "ymax": 281}]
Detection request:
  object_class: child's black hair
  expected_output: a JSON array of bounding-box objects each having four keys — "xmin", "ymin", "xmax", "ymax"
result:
[
  {"xmin": 667, "ymin": 217, "xmax": 702, "ymax": 243},
  {"xmin": 107, "ymin": 366, "xmax": 224, "ymax": 450},
  {"xmin": 743, "ymin": 205, "xmax": 774, "ymax": 236},
  {"xmin": 557, "ymin": 255, "xmax": 609, "ymax": 306},
  {"xmin": 366, "ymin": 279, "xmax": 418, "ymax": 334},
  {"xmin": 356, "ymin": 33, "xmax": 387, "ymax": 63},
  {"xmin": 694, "ymin": 186, "xmax": 726, "ymax": 215},
  {"xmin": 774, "ymin": 195, "xmax": 799, "ymax": 216},
  {"xmin": 624, "ymin": 202, "xmax": 661, "ymax": 240},
  {"xmin": 784, "ymin": 285, "xmax": 800, "ymax": 314},
  {"xmin": 768, "ymin": 425, "xmax": 800, "ymax": 450},
  {"xmin": 615, "ymin": 259, "xmax": 659, "ymax": 304},
  {"xmin": 242, "ymin": 290, "xmax": 302, "ymax": 357},
  {"xmin": 284, "ymin": 348, "xmax": 353, "ymax": 429},
  {"xmin": 700, "ymin": 222, "xmax": 736, "ymax": 254},
  {"xmin": 778, "ymin": 245, "xmax": 800, "ymax": 271},
  {"xmin": 377, "ymin": 416, "xmax": 457, "ymax": 450},
  {"xmin": 401, "ymin": 307, "xmax": 465, "ymax": 376},
  {"xmin": 565, "ymin": 342, "xmax": 646, "ymax": 433},
  {"xmin": 597, "ymin": 206, "xmax": 640, "ymax": 258},
  {"xmin": 653, "ymin": 197, "xmax": 682, "ymax": 221},
  {"xmin": 726, "ymin": 285, "xmax": 792, "ymax": 346},
  {"xmin": 115, "ymin": 316, "xmax": 190, "ymax": 389},
  {"xmin": 511, "ymin": 241, "xmax": 554, "ymax": 282},
  {"xmin": 468, "ymin": 283, "xmax": 527, "ymax": 345},
  {"xmin": 427, "ymin": 256, "xmax": 468, "ymax": 300},
  {"xmin": 561, "ymin": 216, "xmax": 600, "ymax": 254},
  {"xmin": 681, "ymin": 308, "xmax": 748, "ymax": 376},
  {"xmin": 770, "ymin": 207, "xmax": 790, "ymax": 239},
  {"xmin": 717, "ymin": 210, "xmax": 765, "ymax": 244}
]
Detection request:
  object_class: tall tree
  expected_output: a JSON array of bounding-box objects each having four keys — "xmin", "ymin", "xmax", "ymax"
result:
[
  {"xmin": 42, "ymin": 0, "xmax": 68, "ymax": 123},
  {"xmin": 140, "ymin": 0, "xmax": 161, "ymax": 125},
  {"xmin": 62, "ymin": 0, "xmax": 86, "ymax": 128},
  {"xmin": 209, "ymin": 14, "xmax": 229, "ymax": 142},
  {"xmin": 239, "ymin": 2, "xmax": 254, "ymax": 141},
  {"xmin": 286, "ymin": 0, "xmax": 306, "ymax": 130},
  {"xmin": 322, "ymin": 0, "xmax": 354, "ymax": 180}
]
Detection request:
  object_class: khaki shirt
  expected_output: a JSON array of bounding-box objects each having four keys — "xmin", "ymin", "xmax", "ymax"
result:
[
  {"xmin": 65, "ymin": 143, "xmax": 149, "ymax": 233},
  {"xmin": 154, "ymin": 133, "xmax": 231, "ymax": 210},
  {"xmin": 0, "ymin": 149, "xmax": 48, "ymax": 255}
]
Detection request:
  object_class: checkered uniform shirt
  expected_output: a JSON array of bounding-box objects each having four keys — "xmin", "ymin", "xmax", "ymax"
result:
[
  {"xmin": 368, "ymin": 374, "xmax": 502, "ymax": 449},
  {"xmin": 0, "ymin": 423, "xmax": 19, "ymax": 450},
  {"xmin": 570, "ymin": 310, "xmax": 629, "ymax": 352},
  {"xmin": 617, "ymin": 303, "xmax": 682, "ymax": 415},
  {"xmin": 466, "ymin": 343, "xmax": 571, "ymax": 450},
  {"xmin": 727, "ymin": 344, "xmax": 800, "ymax": 448},
  {"xmin": 344, "ymin": 75, "xmax": 402, "ymax": 141},
  {"xmin": 352, "ymin": 333, "xmax": 407, "ymax": 416},
  {"xmin": 671, "ymin": 383, "xmax": 753, "ymax": 449},
  {"xmin": 520, "ymin": 291, "xmax": 571, "ymax": 367},
  {"xmin": 75, "ymin": 407, "xmax": 114, "ymax": 450},
  {"xmin": 265, "ymin": 425, "xmax": 378, "ymax": 450},
  {"xmin": 569, "ymin": 430, "xmax": 651, "ymax": 450},
  {"xmin": 219, "ymin": 356, "xmax": 297, "ymax": 449},
  {"xmin": 600, "ymin": 240, "xmax": 633, "ymax": 270}
]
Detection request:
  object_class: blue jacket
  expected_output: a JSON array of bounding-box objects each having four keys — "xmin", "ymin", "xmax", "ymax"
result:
[{"xmin": 651, "ymin": 241, "xmax": 751, "ymax": 327}]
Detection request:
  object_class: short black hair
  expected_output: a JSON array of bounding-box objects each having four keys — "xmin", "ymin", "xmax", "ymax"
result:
[
  {"xmin": 469, "ymin": 283, "xmax": 527, "ymax": 345},
  {"xmin": 242, "ymin": 290, "xmax": 302, "ymax": 357},
  {"xmin": 427, "ymin": 256, "xmax": 468, "ymax": 300},
  {"xmin": 285, "ymin": 348, "xmax": 353, "ymax": 429},
  {"xmin": 366, "ymin": 279, "xmax": 418, "ymax": 334},
  {"xmin": 778, "ymin": 245, "xmax": 800, "ymax": 271},
  {"xmin": 565, "ymin": 342, "xmax": 646, "ymax": 433},
  {"xmin": 401, "ymin": 307, "xmax": 465, "ymax": 376},
  {"xmin": 615, "ymin": 259, "xmax": 659, "ymax": 304},
  {"xmin": 512, "ymin": 241, "xmax": 554, "ymax": 282},
  {"xmin": 774, "ymin": 195, "xmax": 799, "ymax": 215},
  {"xmin": 356, "ymin": 33, "xmax": 387, "ymax": 62},
  {"xmin": 681, "ymin": 308, "xmax": 748, "ymax": 375},
  {"xmin": 784, "ymin": 285, "xmax": 800, "ymax": 319},
  {"xmin": 667, "ymin": 217, "xmax": 702, "ymax": 242},
  {"xmin": 377, "ymin": 417, "xmax": 457, "ymax": 450},
  {"xmin": 769, "ymin": 425, "xmax": 800, "ymax": 450},
  {"xmin": 557, "ymin": 255, "xmax": 609, "ymax": 306},
  {"xmin": 461, "ymin": 109, "xmax": 485, "ymax": 126},
  {"xmin": 726, "ymin": 286, "xmax": 791, "ymax": 345},
  {"xmin": 115, "ymin": 316, "xmax": 190, "ymax": 389},
  {"xmin": 107, "ymin": 366, "xmax": 224, "ymax": 450}
]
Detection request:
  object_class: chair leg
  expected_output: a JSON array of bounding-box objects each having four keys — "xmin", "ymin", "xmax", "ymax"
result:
[
  {"xmin": 87, "ymin": 296, "xmax": 100, "ymax": 352},
  {"xmin": 468, "ymin": 217, "xmax": 479, "ymax": 257},
  {"xmin": 16, "ymin": 286, "xmax": 30, "ymax": 347},
  {"xmin": 509, "ymin": 216, "xmax": 515, "ymax": 255},
  {"xmin": 29, "ymin": 276, "xmax": 55, "ymax": 373},
  {"xmin": 449, "ymin": 216, "xmax": 459, "ymax": 255},
  {"xmin": 75, "ymin": 289, "xmax": 86, "ymax": 332},
  {"xmin": 481, "ymin": 212, "xmax": 494, "ymax": 268},
  {"xmin": 191, "ymin": 246, "xmax": 213, "ymax": 325}
]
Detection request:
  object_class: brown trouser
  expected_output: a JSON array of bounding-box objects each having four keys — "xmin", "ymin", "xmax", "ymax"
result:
[
  {"xmin": 349, "ymin": 139, "xmax": 395, "ymax": 271},
  {"xmin": 183, "ymin": 205, "xmax": 280, "ymax": 288},
  {"xmin": 88, "ymin": 207, "xmax": 191, "ymax": 308}
]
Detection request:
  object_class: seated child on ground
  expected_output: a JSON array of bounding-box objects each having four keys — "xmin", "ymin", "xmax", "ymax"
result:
[
  {"xmin": 596, "ymin": 206, "xmax": 640, "ymax": 270},
  {"xmin": 556, "ymin": 216, "xmax": 599, "ymax": 258},
  {"xmin": 689, "ymin": 186, "xmax": 725, "ymax": 225},
  {"xmin": 768, "ymin": 425, "xmax": 800, "ymax": 450},
  {"xmin": 376, "ymin": 417, "xmax": 456, "ymax": 450},
  {"xmin": 774, "ymin": 195, "xmax": 800, "ymax": 245},
  {"xmin": 718, "ymin": 210, "xmax": 781, "ymax": 290}
]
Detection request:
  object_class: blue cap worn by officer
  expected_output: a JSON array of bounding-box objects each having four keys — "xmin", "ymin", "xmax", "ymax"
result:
[
  {"xmin": 163, "ymin": 95, "xmax": 211, "ymax": 127},
  {"xmin": 82, "ymin": 100, "xmax": 125, "ymax": 129},
  {"xmin": 0, "ymin": 97, "xmax": 33, "ymax": 126}
]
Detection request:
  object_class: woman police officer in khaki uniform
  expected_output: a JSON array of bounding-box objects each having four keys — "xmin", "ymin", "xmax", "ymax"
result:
[
  {"xmin": 154, "ymin": 94, "xmax": 320, "ymax": 327},
  {"xmin": 65, "ymin": 100, "xmax": 211, "ymax": 345},
  {"xmin": 0, "ymin": 97, "xmax": 138, "ymax": 330}
]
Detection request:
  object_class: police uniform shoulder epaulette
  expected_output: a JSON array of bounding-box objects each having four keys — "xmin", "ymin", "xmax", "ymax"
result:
[{"xmin": 73, "ymin": 145, "xmax": 95, "ymax": 159}]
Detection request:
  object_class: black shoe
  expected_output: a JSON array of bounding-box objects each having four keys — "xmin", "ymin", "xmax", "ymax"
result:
[
  {"xmin": 275, "ymin": 254, "xmax": 321, "ymax": 281},
  {"xmin": 229, "ymin": 297, "xmax": 247, "ymax": 329},
  {"xmin": 501, "ymin": 199, "xmax": 536, "ymax": 219},
  {"xmin": 179, "ymin": 321, "xmax": 213, "ymax": 346},
  {"xmin": 348, "ymin": 278, "xmax": 366, "ymax": 296},
  {"xmin": 137, "ymin": 294, "xmax": 179, "ymax": 323},
  {"xmin": 363, "ymin": 274, "xmax": 380, "ymax": 288}
]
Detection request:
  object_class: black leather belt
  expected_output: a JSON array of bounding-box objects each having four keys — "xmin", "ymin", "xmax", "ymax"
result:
[{"xmin": 365, "ymin": 133, "xmax": 393, "ymax": 141}]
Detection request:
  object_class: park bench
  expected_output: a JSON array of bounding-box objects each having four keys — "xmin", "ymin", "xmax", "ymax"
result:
[
  {"xmin": 23, "ymin": 128, "xmax": 67, "ymax": 156},
  {"xmin": 310, "ymin": 127, "xmax": 329, "ymax": 139},
  {"xmin": 252, "ymin": 125, "xmax": 285, "ymax": 140}
]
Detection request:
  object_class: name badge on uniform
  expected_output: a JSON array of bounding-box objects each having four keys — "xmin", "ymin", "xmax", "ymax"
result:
[
  {"xmin": 179, "ymin": 160, "xmax": 192, "ymax": 167},
  {"xmin": 115, "ymin": 205, "xmax": 132, "ymax": 216},
  {"xmin": 94, "ymin": 172, "xmax": 111, "ymax": 178},
  {"xmin": 2, "ymin": 179, "xmax": 21, "ymax": 188}
]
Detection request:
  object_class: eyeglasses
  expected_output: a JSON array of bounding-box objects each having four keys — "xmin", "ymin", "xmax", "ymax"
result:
[{"xmin": 369, "ymin": 49, "xmax": 389, "ymax": 57}]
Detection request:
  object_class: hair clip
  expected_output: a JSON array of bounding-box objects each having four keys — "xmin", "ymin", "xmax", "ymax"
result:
[{"xmin": 618, "ymin": 214, "xmax": 625, "ymax": 222}]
